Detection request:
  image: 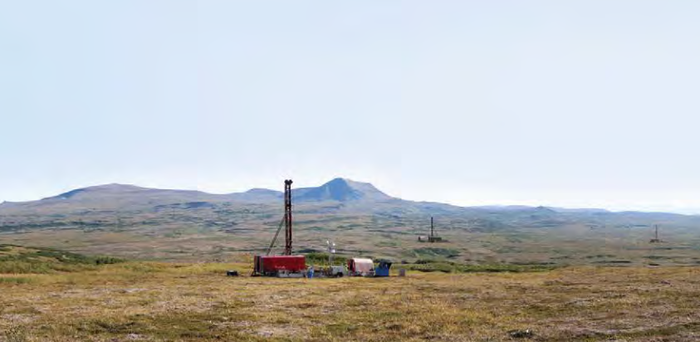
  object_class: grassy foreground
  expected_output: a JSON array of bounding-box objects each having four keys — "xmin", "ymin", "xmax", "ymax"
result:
[{"xmin": 2, "ymin": 262, "xmax": 700, "ymax": 342}]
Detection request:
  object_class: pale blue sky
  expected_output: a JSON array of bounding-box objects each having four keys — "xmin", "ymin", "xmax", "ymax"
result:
[{"xmin": 1, "ymin": 1, "xmax": 699, "ymax": 213}]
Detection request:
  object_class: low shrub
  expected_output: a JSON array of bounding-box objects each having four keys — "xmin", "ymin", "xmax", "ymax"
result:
[{"xmin": 402, "ymin": 262, "xmax": 557, "ymax": 273}]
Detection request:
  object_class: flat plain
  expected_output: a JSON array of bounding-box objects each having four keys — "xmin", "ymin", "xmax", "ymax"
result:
[
  {"xmin": 3, "ymin": 182, "xmax": 700, "ymax": 341},
  {"xmin": 2, "ymin": 260, "xmax": 700, "ymax": 342}
]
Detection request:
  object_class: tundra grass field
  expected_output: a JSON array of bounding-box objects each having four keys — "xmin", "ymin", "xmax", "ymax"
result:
[{"xmin": 2, "ymin": 255, "xmax": 700, "ymax": 342}]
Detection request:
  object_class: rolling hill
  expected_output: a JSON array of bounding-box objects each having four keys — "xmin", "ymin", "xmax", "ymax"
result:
[{"xmin": 2, "ymin": 178, "xmax": 700, "ymax": 266}]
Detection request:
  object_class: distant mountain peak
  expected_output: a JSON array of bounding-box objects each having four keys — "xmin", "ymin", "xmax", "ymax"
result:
[
  {"xmin": 327, "ymin": 177, "xmax": 352, "ymax": 183},
  {"xmin": 325, "ymin": 177, "xmax": 369, "ymax": 187},
  {"xmin": 294, "ymin": 178, "xmax": 392, "ymax": 202},
  {"xmin": 324, "ymin": 177, "xmax": 354, "ymax": 188}
]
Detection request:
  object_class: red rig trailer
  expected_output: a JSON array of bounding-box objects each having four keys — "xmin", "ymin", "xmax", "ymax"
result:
[
  {"xmin": 252, "ymin": 180, "xmax": 307, "ymax": 278},
  {"xmin": 253, "ymin": 255, "xmax": 306, "ymax": 277}
]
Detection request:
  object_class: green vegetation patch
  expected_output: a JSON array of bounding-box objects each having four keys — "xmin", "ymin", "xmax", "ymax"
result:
[
  {"xmin": 403, "ymin": 261, "xmax": 557, "ymax": 273},
  {"xmin": 0, "ymin": 276, "xmax": 35, "ymax": 285},
  {"xmin": 305, "ymin": 252, "xmax": 348, "ymax": 266},
  {"xmin": 592, "ymin": 260, "xmax": 632, "ymax": 264},
  {"xmin": 0, "ymin": 244, "xmax": 124, "ymax": 274},
  {"xmin": 412, "ymin": 247, "xmax": 460, "ymax": 259}
]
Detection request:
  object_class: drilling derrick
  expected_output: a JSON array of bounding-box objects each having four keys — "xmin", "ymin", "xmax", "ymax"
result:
[{"xmin": 284, "ymin": 179, "xmax": 293, "ymax": 255}]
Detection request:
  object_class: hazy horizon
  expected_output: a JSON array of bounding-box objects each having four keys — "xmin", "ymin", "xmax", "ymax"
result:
[
  {"xmin": 2, "ymin": 1, "xmax": 699, "ymax": 214},
  {"xmin": 3, "ymin": 177, "xmax": 700, "ymax": 215}
]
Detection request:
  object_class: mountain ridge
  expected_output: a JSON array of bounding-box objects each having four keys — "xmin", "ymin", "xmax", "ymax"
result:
[
  {"xmin": 3, "ymin": 177, "xmax": 700, "ymax": 265},
  {"xmin": 0, "ymin": 178, "xmax": 693, "ymax": 217}
]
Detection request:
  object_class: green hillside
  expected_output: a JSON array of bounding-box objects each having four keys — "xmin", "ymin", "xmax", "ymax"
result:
[{"xmin": 0, "ymin": 244, "xmax": 122, "ymax": 274}]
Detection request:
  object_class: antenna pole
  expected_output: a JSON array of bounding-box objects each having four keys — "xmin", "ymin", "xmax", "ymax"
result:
[
  {"xmin": 655, "ymin": 224, "xmax": 659, "ymax": 241},
  {"xmin": 284, "ymin": 179, "xmax": 293, "ymax": 255}
]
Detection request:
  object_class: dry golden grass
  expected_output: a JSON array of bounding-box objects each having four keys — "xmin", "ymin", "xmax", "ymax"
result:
[{"xmin": 2, "ymin": 264, "xmax": 700, "ymax": 341}]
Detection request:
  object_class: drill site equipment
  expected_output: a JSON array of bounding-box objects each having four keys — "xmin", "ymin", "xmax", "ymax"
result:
[
  {"xmin": 252, "ymin": 179, "xmax": 307, "ymax": 277},
  {"xmin": 307, "ymin": 265, "xmax": 347, "ymax": 278},
  {"xmin": 649, "ymin": 224, "xmax": 663, "ymax": 243},
  {"xmin": 327, "ymin": 265, "xmax": 347, "ymax": 277},
  {"xmin": 347, "ymin": 258, "xmax": 375, "ymax": 277},
  {"xmin": 254, "ymin": 255, "xmax": 306, "ymax": 277},
  {"xmin": 374, "ymin": 260, "xmax": 393, "ymax": 277},
  {"xmin": 309, "ymin": 241, "xmax": 348, "ymax": 278},
  {"xmin": 418, "ymin": 216, "xmax": 443, "ymax": 242}
]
